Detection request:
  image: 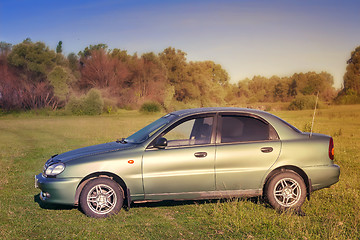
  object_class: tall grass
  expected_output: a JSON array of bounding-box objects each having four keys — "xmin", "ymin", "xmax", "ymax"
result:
[{"xmin": 0, "ymin": 105, "xmax": 359, "ymax": 239}]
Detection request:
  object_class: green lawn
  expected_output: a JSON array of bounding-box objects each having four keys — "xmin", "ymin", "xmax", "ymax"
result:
[{"xmin": 0, "ymin": 106, "xmax": 359, "ymax": 239}]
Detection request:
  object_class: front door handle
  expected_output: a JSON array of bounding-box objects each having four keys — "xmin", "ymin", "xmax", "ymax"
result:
[
  {"xmin": 261, "ymin": 147, "xmax": 273, "ymax": 153},
  {"xmin": 194, "ymin": 152, "xmax": 207, "ymax": 158}
]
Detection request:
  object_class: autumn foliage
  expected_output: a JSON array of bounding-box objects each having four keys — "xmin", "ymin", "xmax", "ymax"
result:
[
  {"xmin": 336, "ymin": 46, "xmax": 360, "ymax": 104},
  {"xmin": 0, "ymin": 39, "xmax": 357, "ymax": 113},
  {"xmin": 0, "ymin": 42, "xmax": 57, "ymax": 111}
]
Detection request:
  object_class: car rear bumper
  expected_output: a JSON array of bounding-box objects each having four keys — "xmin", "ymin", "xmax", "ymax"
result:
[
  {"xmin": 35, "ymin": 173, "xmax": 81, "ymax": 205},
  {"xmin": 304, "ymin": 164, "xmax": 340, "ymax": 191}
]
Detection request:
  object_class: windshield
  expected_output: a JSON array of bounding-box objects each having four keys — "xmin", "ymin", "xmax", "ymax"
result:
[{"xmin": 125, "ymin": 114, "xmax": 176, "ymax": 143}]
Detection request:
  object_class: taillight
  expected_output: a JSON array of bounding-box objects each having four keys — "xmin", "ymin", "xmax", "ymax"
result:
[{"xmin": 329, "ymin": 137, "xmax": 334, "ymax": 160}]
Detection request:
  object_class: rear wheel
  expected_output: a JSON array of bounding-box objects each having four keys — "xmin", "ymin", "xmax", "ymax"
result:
[
  {"xmin": 266, "ymin": 171, "xmax": 306, "ymax": 211},
  {"xmin": 80, "ymin": 178, "xmax": 123, "ymax": 218}
]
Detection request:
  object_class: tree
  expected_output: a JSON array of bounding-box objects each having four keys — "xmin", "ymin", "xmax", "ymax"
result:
[
  {"xmin": 343, "ymin": 46, "xmax": 360, "ymax": 94},
  {"xmin": 0, "ymin": 57, "xmax": 21, "ymax": 110},
  {"xmin": 56, "ymin": 41, "xmax": 63, "ymax": 54},
  {"xmin": 47, "ymin": 66, "xmax": 75, "ymax": 104},
  {"xmin": 273, "ymin": 82, "xmax": 288, "ymax": 101},
  {"xmin": 132, "ymin": 53, "xmax": 167, "ymax": 103},
  {"xmin": 0, "ymin": 42, "xmax": 12, "ymax": 75},
  {"xmin": 67, "ymin": 52, "xmax": 79, "ymax": 73},
  {"xmin": 159, "ymin": 47, "xmax": 189, "ymax": 101},
  {"xmin": 159, "ymin": 47, "xmax": 187, "ymax": 84},
  {"xmin": 186, "ymin": 61, "xmax": 229, "ymax": 106},
  {"xmin": 78, "ymin": 44, "xmax": 108, "ymax": 58},
  {"xmin": 111, "ymin": 48, "xmax": 131, "ymax": 62},
  {"xmin": 290, "ymin": 72, "xmax": 335, "ymax": 101},
  {"xmin": 247, "ymin": 76, "xmax": 269, "ymax": 102},
  {"xmin": 335, "ymin": 46, "xmax": 360, "ymax": 104},
  {"xmin": 288, "ymin": 79, "xmax": 298, "ymax": 98},
  {"xmin": 7, "ymin": 39, "xmax": 57, "ymax": 82},
  {"xmin": 0, "ymin": 42, "xmax": 12, "ymax": 57},
  {"xmin": 299, "ymin": 72, "xmax": 335, "ymax": 101},
  {"xmin": 1, "ymin": 40, "xmax": 61, "ymax": 111},
  {"xmin": 79, "ymin": 48, "xmax": 129, "ymax": 89},
  {"xmin": 204, "ymin": 61, "xmax": 229, "ymax": 86}
]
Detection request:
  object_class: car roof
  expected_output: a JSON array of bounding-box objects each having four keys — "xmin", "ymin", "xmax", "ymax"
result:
[
  {"xmin": 168, "ymin": 107, "xmax": 304, "ymax": 140},
  {"xmin": 170, "ymin": 107, "xmax": 266, "ymax": 117}
]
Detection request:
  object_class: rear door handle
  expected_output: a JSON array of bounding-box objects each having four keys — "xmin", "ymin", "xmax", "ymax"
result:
[
  {"xmin": 261, "ymin": 147, "xmax": 273, "ymax": 153},
  {"xmin": 194, "ymin": 152, "xmax": 207, "ymax": 158}
]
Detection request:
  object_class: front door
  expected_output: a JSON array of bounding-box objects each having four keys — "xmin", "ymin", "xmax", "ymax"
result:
[{"xmin": 142, "ymin": 115, "xmax": 216, "ymax": 200}]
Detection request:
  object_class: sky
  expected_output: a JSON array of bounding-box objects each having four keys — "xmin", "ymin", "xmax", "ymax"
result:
[{"xmin": 1, "ymin": 0, "xmax": 360, "ymax": 88}]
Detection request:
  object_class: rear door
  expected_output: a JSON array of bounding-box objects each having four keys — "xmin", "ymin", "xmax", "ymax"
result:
[{"xmin": 215, "ymin": 114, "xmax": 281, "ymax": 191}]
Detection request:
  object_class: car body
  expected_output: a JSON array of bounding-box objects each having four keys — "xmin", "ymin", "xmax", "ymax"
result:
[{"xmin": 35, "ymin": 107, "xmax": 340, "ymax": 218}]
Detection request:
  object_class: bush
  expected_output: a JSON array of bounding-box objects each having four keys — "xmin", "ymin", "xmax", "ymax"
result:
[
  {"xmin": 66, "ymin": 98, "xmax": 83, "ymax": 115},
  {"xmin": 66, "ymin": 89, "xmax": 104, "ymax": 115},
  {"xmin": 335, "ymin": 89, "xmax": 360, "ymax": 104},
  {"xmin": 83, "ymin": 89, "xmax": 104, "ymax": 115},
  {"xmin": 140, "ymin": 102, "xmax": 162, "ymax": 113},
  {"xmin": 288, "ymin": 95, "xmax": 319, "ymax": 110},
  {"xmin": 103, "ymin": 98, "xmax": 118, "ymax": 114}
]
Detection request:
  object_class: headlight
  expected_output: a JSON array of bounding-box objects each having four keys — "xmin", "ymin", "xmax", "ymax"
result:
[{"xmin": 45, "ymin": 162, "xmax": 65, "ymax": 176}]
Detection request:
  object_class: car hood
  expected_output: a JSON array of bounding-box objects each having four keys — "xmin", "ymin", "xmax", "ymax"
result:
[{"xmin": 53, "ymin": 142, "xmax": 138, "ymax": 163}]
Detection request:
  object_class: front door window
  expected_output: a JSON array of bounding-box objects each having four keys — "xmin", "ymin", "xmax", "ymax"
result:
[{"xmin": 163, "ymin": 116, "xmax": 214, "ymax": 147}]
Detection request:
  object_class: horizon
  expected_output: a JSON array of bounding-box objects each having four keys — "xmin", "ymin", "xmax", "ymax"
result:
[{"xmin": 1, "ymin": 0, "xmax": 360, "ymax": 89}]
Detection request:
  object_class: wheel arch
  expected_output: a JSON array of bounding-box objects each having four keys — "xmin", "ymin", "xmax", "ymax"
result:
[
  {"xmin": 263, "ymin": 165, "xmax": 312, "ymax": 200},
  {"xmin": 74, "ymin": 171, "xmax": 129, "ymax": 206}
]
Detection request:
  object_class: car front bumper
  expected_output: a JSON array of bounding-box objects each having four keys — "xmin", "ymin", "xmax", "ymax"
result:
[{"xmin": 35, "ymin": 173, "xmax": 82, "ymax": 205}]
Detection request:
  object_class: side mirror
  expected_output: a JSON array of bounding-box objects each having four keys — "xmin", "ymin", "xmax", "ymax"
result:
[{"xmin": 154, "ymin": 137, "xmax": 167, "ymax": 149}]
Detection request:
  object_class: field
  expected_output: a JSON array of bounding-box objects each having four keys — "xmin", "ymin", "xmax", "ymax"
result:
[{"xmin": 0, "ymin": 105, "xmax": 359, "ymax": 239}]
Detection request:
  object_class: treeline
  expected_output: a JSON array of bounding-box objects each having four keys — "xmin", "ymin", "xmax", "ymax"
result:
[
  {"xmin": 0, "ymin": 39, "xmax": 231, "ymax": 112},
  {"xmin": 226, "ymin": 72, "xmax": 336, "ymax": 104},
  {"xmin": 0, "ymin": 39, "xmax": 359, "ymax": 113}
]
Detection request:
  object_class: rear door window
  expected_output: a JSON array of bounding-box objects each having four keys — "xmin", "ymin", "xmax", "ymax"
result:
[{"xmin": 220, "ymin": 115, "xmax": 278, "ymax": 143}]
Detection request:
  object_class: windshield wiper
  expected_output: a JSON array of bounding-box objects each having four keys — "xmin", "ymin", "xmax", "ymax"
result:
[{"xmin": 116, "ymin": 138, "xmax": 127, "ymax": 144}]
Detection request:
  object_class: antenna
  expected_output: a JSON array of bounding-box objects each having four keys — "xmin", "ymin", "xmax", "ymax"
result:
[{"xmin": 310, "ymin": 91, "xmax": 319, "ymax": 138}]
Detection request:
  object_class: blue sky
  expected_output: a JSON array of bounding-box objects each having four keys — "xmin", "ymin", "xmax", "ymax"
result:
[{"xmin": 1, "ymin": 0, "xmax": 360, "ymax": 88}]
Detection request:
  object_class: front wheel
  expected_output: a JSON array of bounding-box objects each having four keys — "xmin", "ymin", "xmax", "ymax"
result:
[
  {"xmin": 79, "ymin": 178, "xmax": 124, "ymax": 218},
  {"xmin": 266, "ymin": 171, "xmax": 306, "ymax": 211}
]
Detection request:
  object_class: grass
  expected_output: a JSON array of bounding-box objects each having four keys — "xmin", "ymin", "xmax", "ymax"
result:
[{"xmin": 0, "ymin": 105, "xmax": 359, "ymax": 239}]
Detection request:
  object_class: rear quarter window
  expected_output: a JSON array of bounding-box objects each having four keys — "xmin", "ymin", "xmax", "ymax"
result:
[{"xmin": 275, "ymin": 116, "xmax": 302, "ymax": 133}]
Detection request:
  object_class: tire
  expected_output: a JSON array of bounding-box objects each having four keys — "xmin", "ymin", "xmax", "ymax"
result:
[
  {"xmin": 79, "ymin": 178, "xmax": 124, "ymax": 218},
  {"xmin": 265, "ymin": 171, "xmax": 306, "ymax": 211}
]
